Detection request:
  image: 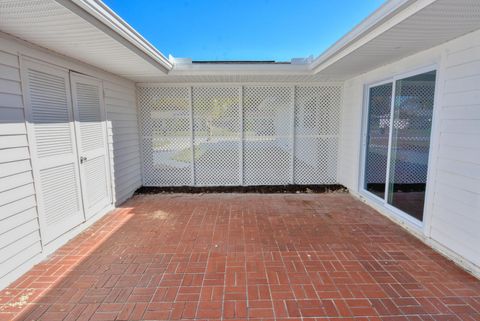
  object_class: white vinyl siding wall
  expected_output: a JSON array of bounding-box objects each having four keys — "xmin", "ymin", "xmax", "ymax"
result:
[
  {"xmin": 339, "ymin": 29, "xmax": 480, "ymax": 276},
  {"xmin": 430, "ymin": 32, "xmax": 480, "ymax": 268},
  {"xmin": 0, "ymin": 50, "xmax": 42, "ymax": 286},
  {"xmin": 0, "ymin": 35, "xmax": 141, "ymax": 289},
  {"xmin": 104, "ymin": 81, "xmax": 142, "ymax": 204}
]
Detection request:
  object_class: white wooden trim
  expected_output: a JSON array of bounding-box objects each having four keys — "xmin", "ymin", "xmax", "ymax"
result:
[
  {"xmin": 188, "ymin": 86, "xmax": 195, "ymax": 185},
  {"xmin": 137, "ymin": 81, "xmax": 344, "ymax": 88},
  {"xmin": 290, "ymin": 85, "xmax": 296, "ymax": 184},
  {"xmin": 239, "ymin": 86, "xmax": 244, "ymax": 185}
]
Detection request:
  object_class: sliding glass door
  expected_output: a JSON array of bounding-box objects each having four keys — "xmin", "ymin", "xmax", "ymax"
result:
[{"xmin": 363, "ymin": 70, "xmax": 436, "ymax": 222}]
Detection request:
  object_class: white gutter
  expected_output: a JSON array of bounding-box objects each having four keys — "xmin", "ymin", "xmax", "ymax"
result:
[{"xmin": 55, "ymin": 0, "xmax": 173, "ymax": 74}]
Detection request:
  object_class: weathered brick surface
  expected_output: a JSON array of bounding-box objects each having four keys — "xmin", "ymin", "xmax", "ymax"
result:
[{"xmin": 0, "ymin": 193, "xmax": 479, "ymax": 320}]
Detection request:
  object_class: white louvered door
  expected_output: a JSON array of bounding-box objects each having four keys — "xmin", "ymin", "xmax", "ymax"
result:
[
  {"xmin": 70, "ymin": 72, "xmax": 111, "ymax": 219},
  {"xmin": 22, "ymin": 59, "xmax": 85, "ymax": 244}
]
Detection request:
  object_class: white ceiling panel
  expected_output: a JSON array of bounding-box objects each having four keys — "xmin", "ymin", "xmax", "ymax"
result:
[{"xmin": 0, "ymin": 0, "xmax": 169, "ymax": 80}]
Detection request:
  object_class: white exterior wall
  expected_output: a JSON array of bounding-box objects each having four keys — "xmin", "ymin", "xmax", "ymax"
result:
[
  {"xmin": 0, "ymin": 49, "xmax": 42, "ymax": 288},
  {"xmin": 103, "ymin": 81, "xmax": 142, "ymax": 204},
  {"xmin": 0, "ymin": 34, "xmax": 141, "ymax": 289},
  {"xmin": 339, "ymin": 29, "xmax": 480, "ymax": 277}
]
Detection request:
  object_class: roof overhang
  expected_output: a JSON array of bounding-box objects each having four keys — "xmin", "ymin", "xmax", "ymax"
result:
[
  {"xmin": 136, "ymin": 0, "xmax": 480, "ymax": 83},
  {"xmin": 309, "ymin": 0, "xmax": 480, "ymax": 78},
  {"xmin": 0, "ymin": 0, "xmax": 172, "ymax": 80},
  {"xmin": 1, "ymin": 0, "xmax": 480, "ymax": 83}
]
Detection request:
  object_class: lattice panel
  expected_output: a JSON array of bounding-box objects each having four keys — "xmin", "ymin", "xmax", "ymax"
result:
[
  {"xmin": 138, "ymin": 87, "xmax": 192, "ymax": 186},
  {"xmin": 294, "ymin": 86, "xmax": 342, "ymax": 184},
  {"xmin": 243, "ymin": 86, "xmax": 293, "ymax": 185},
  {"xmin": 192, "ymin": 87, "xmax": 241, "ymax": 186},
  {"xmin": 138, "ymin": 84, "xmax": 343, "ymax": 187}
]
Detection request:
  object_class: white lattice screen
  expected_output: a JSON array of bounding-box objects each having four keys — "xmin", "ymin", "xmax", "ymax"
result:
[{"xmin": 138, "ymin": 84, "xmax": 342, "ymax": 186}]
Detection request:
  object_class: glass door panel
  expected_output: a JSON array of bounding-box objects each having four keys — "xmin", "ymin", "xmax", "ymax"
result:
[
  {"xmin": 364, "ymin": 83, "xmax": 393, "ymax": 199},
  {"xmin": 387, "ymin": 71, "xmax": 436, "ymax": 221}
]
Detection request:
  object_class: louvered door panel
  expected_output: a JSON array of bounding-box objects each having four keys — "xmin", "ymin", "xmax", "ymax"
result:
[
  {"xmin": 70, "ymin": 72, "xmax": 111, "ymax": 219},
  {"xmin": 22, "ymin": 59, "xmax": 84, "ymax": 244}
]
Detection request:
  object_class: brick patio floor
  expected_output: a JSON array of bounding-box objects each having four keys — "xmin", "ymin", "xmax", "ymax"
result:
[{"xmin": 0, "ymin": 193, "xmax": 479, "ymax": 321}]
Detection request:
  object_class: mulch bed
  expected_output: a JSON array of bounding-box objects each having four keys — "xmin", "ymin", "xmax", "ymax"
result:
[{"xmin": 135, "ymin": 184, "xmax": 347, "ymax": 194}]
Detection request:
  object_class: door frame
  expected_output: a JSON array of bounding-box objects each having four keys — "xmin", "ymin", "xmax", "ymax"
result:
[
  {"xmin": 20, "ymin": 56, "xmax": 86, "ymax": 244},
  {"xmin": 69, "ymin": 71, "xmax": 113, "ymax": 218},
  {"xmin": 358, "ymin": 64, "xmax": 439, "ymax": 230}
]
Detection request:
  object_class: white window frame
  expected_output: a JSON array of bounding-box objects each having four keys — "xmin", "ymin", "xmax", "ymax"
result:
[{"xmin": 358, "ymin": 64, "xmax": 439, "ymax": 231}]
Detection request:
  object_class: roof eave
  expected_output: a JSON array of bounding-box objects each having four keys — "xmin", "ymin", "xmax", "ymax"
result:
[
  {"xmin": 170, "ymin": 62, "xmax": 311, "ymax": 75},
  {"xmin": 309, "ymin": 0, "xmax": 434, "ymax": 74},
  {"xmin": 58, "ymin": 0, "xmax": 173, "ymax": 74}
]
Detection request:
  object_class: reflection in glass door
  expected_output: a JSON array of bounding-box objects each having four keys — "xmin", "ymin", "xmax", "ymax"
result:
[
  {"xmin": 364, "ymin": 83, "xmax": 392, "ymax": 199},
  {"xmin": 363, "ymin": 70, "xmax": 436, "ymax": 222},
  {"xmin": 388, "ymin": 71, "xmax": 436, "ymax": 221}
]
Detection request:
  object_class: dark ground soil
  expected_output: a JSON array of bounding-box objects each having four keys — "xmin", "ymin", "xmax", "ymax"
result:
[{"xmin": 135, "ymin": 184, "xmax": 347, "ymax": 195}]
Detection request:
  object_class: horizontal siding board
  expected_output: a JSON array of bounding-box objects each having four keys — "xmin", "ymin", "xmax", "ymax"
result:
[
  {"xmin": 0, "ymin": 232, "xmax": 40, "ymax": 265},
  {"xmin": 105, "ymin": 96, "xmax": 135, "ymax": 107},
  {"xmin": 435, "ymin": 184, "xmax": 480, "ymax": 216},
  {"xmin": 0, "ymin": 171, "xmax": 33, "ymax": 193},
  {"xmin": 0, "ymin": 135, "xmax": 28, "ymax": 149},
  {"xmin": 436, "ymin": 158, "xmax": 480, "ymax": 179},
  {"xmin": 0, "ymin": 195, "xmax": 36, "ymax": 221},
  {"xmin": 109, "ymin": 145, "xmax": 140, "ymax": 159},
  {"xmin": 0, "ymin": 107, "xmax": 25, "ymax": 122},
  {"xmin": 441, "ymin": 105, "xmax": 480, "ymax": 120},
  {"xmin": 440, "ymin": 132, "xmax": 480, "ymax": 150},
  {"xmin": 435, "ymin": 198, "xmax": 480, "ymax": 239},
  {"xmin": 114, "ymin": 157, "xmax": 141, "ymax": 172},
  {"xmin": 0, "ymin": 95, "xmax": 23, "ymax": 111},
  {"xmin": 109, "ymin": 126, "xmax": 138, "ymax": 136},
  {"xmin": 440, "ymin": 119, "xmax": 480, "ymax": 134},
  {"xmin": 431, "ymin": 225, "xmax": 480, "ymax": 266},
  {"xmin": 105, "ymin": 102, "xmax": 137, "ymax": 113},
  {"xmin": 438, "ymin": 144, "xmax": 480, "ymax": 164},
  {"xmin": 114, "ymin": 167, "xmax": 141, "ymax": 185},
  {"xmin": 0, "ymin": 242, "xmax": 42, "ymax": 279},
  {"xmin": 0, "ymin": 219, "xmax": 40, "ymax": 250},
  {"xmin": 0, "ymin": 207, "xmax": 37, "ymax": 236},
  {"xmin": 0, "ymin": 147, "xmax": 30, "ymax": 163},
  {"xmin": 0, "ymin": 159, "xmax": 31, "ymax": 178},
  {"xmin": 443, "ymin": 89, "xmax": 480, "ymax": 107},
  {"xmin": 0, "ymin": 183, "xmax": 35, "ymax": 207},
  {"xmin": 0, "ymin": 51, "xmax": 19, "ymax": 68},
  {"xmin": 106, "ymin": 110, "xmax": 138, "ymax": 120},
  {"xmin": 0, "ymin": 123, "xmax": 26, "ymax": 135},
  {"xmin": 0, "ymin": 64, "xmax": 20, "ymax": 82},
  {"xmin": 105, "ymin": 84, "xmax": 135, "ymax": 99},
  {"xmin": 445, "ymin": 60, "xmax": 480, "ymax": 80},
  {"xmin": 446, "ymin": 44, "xmax": 480, "ymax": 67},
  {"xmin": 0, "ymin": 78, "xmax": 21, "ymax": 95},
  {"xmin": 435, "ymin": 170, "xmax": 480, "ymax": 194}
]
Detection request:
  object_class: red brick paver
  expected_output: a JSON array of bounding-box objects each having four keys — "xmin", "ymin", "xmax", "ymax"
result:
[{"xmin": 0, "ymin": 193, "xmax": 479, "ymax": 320}]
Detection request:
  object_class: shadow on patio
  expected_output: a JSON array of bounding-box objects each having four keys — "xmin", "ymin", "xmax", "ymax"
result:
[{"xmin": 0, "ymin": 193, "xmax": 479, "ymax": 320}]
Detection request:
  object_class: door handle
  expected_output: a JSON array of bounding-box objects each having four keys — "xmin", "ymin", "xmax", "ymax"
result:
[{"xmin": 80, "ymin": 156, "xmax": 88, "ymax": 164}]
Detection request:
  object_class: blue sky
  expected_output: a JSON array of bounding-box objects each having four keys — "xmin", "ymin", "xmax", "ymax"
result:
[{"xmin": 104, "ymin": 0, "xmax": 386, "ymax": 62}]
